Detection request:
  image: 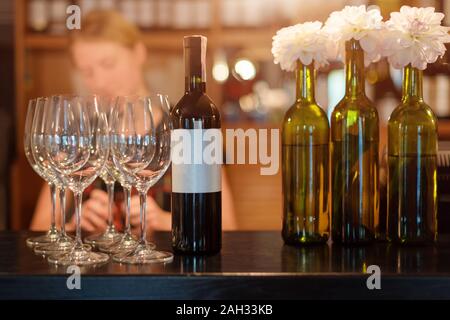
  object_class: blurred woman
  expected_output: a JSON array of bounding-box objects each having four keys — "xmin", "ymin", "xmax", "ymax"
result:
[{"xmin": 30, "ymin": 10, "xmax": 237, "ymax": 233}]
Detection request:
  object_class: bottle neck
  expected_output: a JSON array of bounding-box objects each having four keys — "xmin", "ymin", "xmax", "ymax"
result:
[
  {"xmin": 401, "ymin": 64, "xmax": 423, "ymax": 103},
  {"xmin": 186, "ymin": 75, "xmax": 206, "ymax": 93},
  {"xmin": 345, "ymin": 39, "xmax": 366, "ymax": 98},
  {"xmin": 295, "ymin": 61, "xmax": 315, "ymax": 103},
  {"xmin": 184, "ymin": 37, "xmax": 207, "ymax": 93}
]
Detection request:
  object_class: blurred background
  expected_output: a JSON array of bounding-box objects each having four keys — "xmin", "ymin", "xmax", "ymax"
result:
[{"xmin": 1, "ymin": 0, "xmax": 449, "ymax": 231}]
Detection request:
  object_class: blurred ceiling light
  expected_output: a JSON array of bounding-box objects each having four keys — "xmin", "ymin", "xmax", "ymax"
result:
[
  {"xmin": 213, "ymin": 63, "xmax": 230, "ymax": 83},
  {"xmin": 234, "ymin": 59, "xmax": 256, "ymax": 81},
  {"xmin": 213, "ymin": 50, "xmax": 229, "ymax": 83}
]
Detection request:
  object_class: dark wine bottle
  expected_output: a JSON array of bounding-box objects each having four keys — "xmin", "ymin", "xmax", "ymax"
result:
[{"xmin": 171, "ymin": 35, "xmax": 222, "ymax": 255}]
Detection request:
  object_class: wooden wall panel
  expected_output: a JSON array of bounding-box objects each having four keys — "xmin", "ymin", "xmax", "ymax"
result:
[{"xmin": 226, "ymin": 165, "xmax": 282, "ymax": 230}]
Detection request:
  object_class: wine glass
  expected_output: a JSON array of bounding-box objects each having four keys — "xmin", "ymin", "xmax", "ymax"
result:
[
  {"xmin": 31, "ymin": 97, "xmax": 86, "ymax": 256},
  {"xmin": 110, "ymin": 95, "xmax": 173, "ymax": 264},
  {"xmin": 85, "ymin": 99, "xmax": 123, "ymax": 248},
  {"xmin": 84, "ymin": 160, "xmax": 123, "ymax": 248},
  {"xmin": 97, "ymin": 107, "xmax": 141, "ymax": 255},
  {"xmin": 97, "ymin": 165, "xmax": 142, "ymax": 254},
  {"xmin": 24, "ymin": 98, "xmax": 60, "ymax": 248},
  {"xmin": 44, "ymin": 95, "xmax": 110, "ymax": 266}
]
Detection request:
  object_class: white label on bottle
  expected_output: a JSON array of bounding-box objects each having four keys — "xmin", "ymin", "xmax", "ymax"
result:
[{"xmin": 171, "ymin": 128, "xmax": 222, "ymax": 193}]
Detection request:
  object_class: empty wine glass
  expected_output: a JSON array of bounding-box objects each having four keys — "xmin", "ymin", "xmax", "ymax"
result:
[
  {"xmin": 85, "ymin": 100, "xmax": 123, "ymax": 248},
  {"xmin": 98, "ymin": 166, "xmax": 142, "ymax": 254},
  {"xmin": 24, "ymin": 98, "xmax": 60, "ymax": 248},
  {"xmin": 31, "ymin": 97, "xmax": 84, "ymax": 256},
  {"xmin": 44, "ymin": 95, "xmax": 110, "ymax": 266},
  {"xmin": 84, "ymin": 160, "xmax": 123, "ymax": 248},
  {"xmin": 110, "ymin": 95, "xmax": 173, "ymax": 264}
]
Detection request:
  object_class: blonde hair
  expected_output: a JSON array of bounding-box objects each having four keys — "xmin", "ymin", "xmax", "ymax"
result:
[{"xmin": 69, "ymin": 10, "xmax": 142, "ymax": 49}]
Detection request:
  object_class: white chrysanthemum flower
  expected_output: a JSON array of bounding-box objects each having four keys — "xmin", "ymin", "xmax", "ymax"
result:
[
  {"xmin": 271, "ymin": 21, "xmax": 333, "ymax": 72},
  {"xmin": 323, "ymin": 5, "xmax": 384, "ymax": 66},
  {"xmin": 382, "ymin": 6, "xmax": 450, "ymax": 70}
]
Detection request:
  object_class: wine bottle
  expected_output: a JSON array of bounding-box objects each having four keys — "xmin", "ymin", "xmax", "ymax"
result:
[
  {"xmin": 282, "ymin": 61, "xmax": 330, "ymax": 245},
  {"xmin": 387, "ymin": 65, "xmax": 438, "ymax": 244},
  {"xmin": 331, "ymin": 39, "xmax": 379, "ymax": 244},
  {"xmin": 171, "ymin": 35, "xmax": 222, "ymax": 254}
]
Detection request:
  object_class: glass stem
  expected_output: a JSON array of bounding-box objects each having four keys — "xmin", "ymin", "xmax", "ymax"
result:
[
  {"xmin": 123, "ymin": 187, "xmax": 132, "ymax": 235},
  {"xmin": 139, "ymin": 192, "xmax": 147, "ymax": 245},
  {"xmin": 49, "ymin": 183, "xmax": 57, "ymax": 234},
  {"xmin": 59, "ymin": 188, "xmax": 66, "ymax": 237},
  {"xmin": 73, "ymin": 191, "xmax": 83, "ymax": 249},
  {"xmin": 106, "ymin": 182, "xmax": 115, "ymax": 228}
]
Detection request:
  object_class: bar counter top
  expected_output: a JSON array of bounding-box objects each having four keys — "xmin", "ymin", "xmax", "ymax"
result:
[{"xmin": 1, "ymin": 231, "xmax": 450, "ymax": 299}]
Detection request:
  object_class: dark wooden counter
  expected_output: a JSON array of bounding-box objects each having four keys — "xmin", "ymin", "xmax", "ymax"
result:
[{"xmin": 1, "ymin": 231, "xmax": 450, "ymax": 299}]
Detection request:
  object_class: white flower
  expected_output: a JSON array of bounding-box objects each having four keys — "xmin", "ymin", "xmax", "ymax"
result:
[
  {"xmin": 382, "ymin": 6, "xmax": 450, "ymax": 70},
  {"xmin": 324, "ymin": 5, "xmax": 385, "ymax": 66},
  {"xmin": 271, "ymin": 21, "xmax": 333, "ymax": 72}
]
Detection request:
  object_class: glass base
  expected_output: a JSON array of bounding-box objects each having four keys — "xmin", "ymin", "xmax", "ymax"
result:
[
  {"xmin": 34, "ymin": 235, "xmax": 90, "ymax": 256},
  {"xmin": 84, "ymin": 226, "xmax": 123, "ymax": 248},
  {"xmin": 112, "ymin": 244, "xmax": 173, "ymax": 264},
  {"xmin": 99, "ymin": 232, "xmax": 143, "ymax": 254},
  {"xmin": 48, "ymin": 246, "xmax": 110, "ymax": 266},
  {"xmin": 26, "ymin": 228, "xmax": 60, "ymax": 248}
]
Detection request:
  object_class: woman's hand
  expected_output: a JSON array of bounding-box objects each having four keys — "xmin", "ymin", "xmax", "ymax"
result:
[
  {"xmin": 125, "ymin": 195, "xmax": 171, "ymax": 233},
  {"xmin": 66, "ymin": 190, "xmax": 114, "ymax": 233}
]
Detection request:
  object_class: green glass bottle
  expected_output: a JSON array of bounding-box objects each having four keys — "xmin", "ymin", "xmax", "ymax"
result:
[
  {"xmin": 387, "ymin": 65, "xmax": 438, "ymax": 244},
  {"xmin": 282, "ymin": 61, "xmax": 330, "ymax": 245},
  {"xmin": 331, "ymin": 39, "xmax": 379, "ymax": 245}
]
